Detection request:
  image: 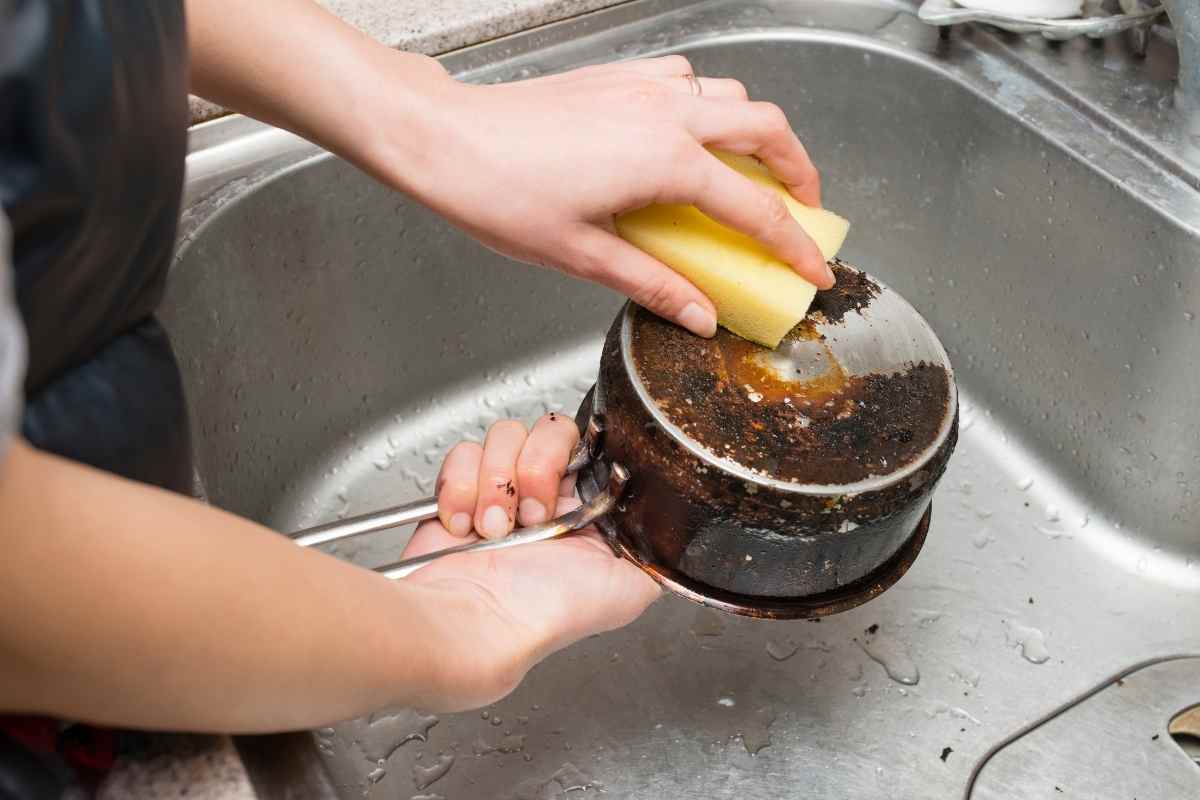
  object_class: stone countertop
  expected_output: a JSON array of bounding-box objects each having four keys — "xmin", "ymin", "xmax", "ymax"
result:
[{"xmin": 189, "ymin": 0, "xmax": 628, "ymax": 124}]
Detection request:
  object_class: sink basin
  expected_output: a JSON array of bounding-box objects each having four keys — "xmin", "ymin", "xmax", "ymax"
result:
[{"xmin": 165, "ymin": 1, "xmax": 1200, "ymax": 797}]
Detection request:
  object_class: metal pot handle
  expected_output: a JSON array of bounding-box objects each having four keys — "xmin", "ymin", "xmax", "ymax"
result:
[{"xmin": 288, "ymin": 417, "xmax": 621, "ymax": 580}]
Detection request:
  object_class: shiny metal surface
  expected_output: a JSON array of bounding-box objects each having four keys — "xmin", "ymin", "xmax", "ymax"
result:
[
  {"xmin": 1165, "ymin": 0, "xmax": 1200, "ymax": 112},
  {"xmin": 918, "ymin": 0, "xmax": 1165, "ymax": 41},
  {"xmin": 970, "ymin": 656, "xmax": 1200, "ymax": 798},
  {"xmin": 290, "ymin": 495, "xmax": 438, "ymax": 549},
  {"xmin": 167, "ymin": 1, "xmax": 1200, "ymax": 797}
]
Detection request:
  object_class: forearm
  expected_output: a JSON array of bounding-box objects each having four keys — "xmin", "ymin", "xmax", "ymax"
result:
[
  {"xmin": 185, "ymin": 0, "xmax": 440, "ymax": 192},
  {"xmin": 185, "ymin": 0, "xmax": 835, "ymax": 344},
  {"xmin": 0, "ymin": 441, "xmax": 504, "ymax": 731}
]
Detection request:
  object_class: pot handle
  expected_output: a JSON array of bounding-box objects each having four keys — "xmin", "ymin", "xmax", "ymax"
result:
[
  {"xmin": 373, "ymin": 462, "xmax": 629, "ymax": 580},
  {"xmin": 288, "ymin": 417, "xmax": 616, "ymax": 578}
]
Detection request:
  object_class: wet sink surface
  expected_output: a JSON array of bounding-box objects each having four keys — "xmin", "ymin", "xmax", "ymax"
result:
[{"xmin": 166, "ymin": 1, "xmax": 1200, "ymax": 797}]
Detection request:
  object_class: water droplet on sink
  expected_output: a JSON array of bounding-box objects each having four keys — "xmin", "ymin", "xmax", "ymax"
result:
[
  {"xmin": 355, "ymin": 709, "xmax": 438, "ymax": 762},
  {"xmin": 412, "ymin": 753, "xmax": 454, "ymax": 791},
  {"xmin": 367, "ymin": 767, "xmax": 386, "ymax": 784},
  {"xmin": 765, "ymin": 637, "xmax": 799, "ymax": 661},
  {"xmin": 952, "ymin": 665, "xmax": 981, "ymax": 687},
  {"xmin": 1037, "ymin": 524, "xmax": 1073, "ymax": 540},
  {"xmin": 852, "ymin": 686, "xmax": 867, "ymax": 698},
  {"xmin": 1005, "ymin": 622, "xmax": 1049, "ymax": 664},
  {"xmin": 1017, "ymin": 476, "xmax": 1034, "ymax": 491},
  {"xmin": 512, "ymin": 762, "xmax": 602, "ymax": 798},
  {"xmin": 739, "ymin": 708, "xmax": 776, "ymax": 755},
  {"xmin": 691, "ymin": 608, "xmax": 725, "ymax": 638},
  {"xmin": 496, "ymin": 734, "xmax": 525, "ymax": 753},
  {"xmin": 859, "ymin": 632, "xmax": 920, "ymax": 685},
  {"xmin": 717, "ymin": 696, "xmax": 736, "ymax": 707},
  {"xmin": 927, "ymin": 702, "xmax": 982, "ymax": 726},
  {"xmin": 971, "ymin": 530, "xmax": 993, "ymax": 549},
  {"xmin": 913, "ymin": 609, "xmax": 942, "ymax": 626}
]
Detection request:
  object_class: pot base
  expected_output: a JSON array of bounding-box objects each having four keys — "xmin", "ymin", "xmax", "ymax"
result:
[
  {"xmin": 599, "ymin": 497, "xmax": 930, "ymax": 620},
  {"xmin": 573, "ymin": 387, "xmax": 935, "ymax": 620}
]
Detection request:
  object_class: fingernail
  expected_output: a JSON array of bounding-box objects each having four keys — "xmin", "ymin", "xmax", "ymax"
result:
[
  {"xmin": 518, "ymin": 498, "xmax": 547, "ymax": 525},
  {"xmin": 448, "ymin": 512, "xmax": 472, "ymax": 537},
  {"xmin": 823, "ymin": 263, "xmax": 836, "ymax": 287},
  {"xmin": 679, "ymin": 302, "xmax": 717, "ymax": 337},
  {"xmin": 479, "ymin": 505, "xmax": 510, "ymax": 539}
]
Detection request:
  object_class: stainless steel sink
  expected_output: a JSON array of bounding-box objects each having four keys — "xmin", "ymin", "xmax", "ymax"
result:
[{"xmin": 165, "ymin": 1, "xmax": 1200, "ymax": 797}]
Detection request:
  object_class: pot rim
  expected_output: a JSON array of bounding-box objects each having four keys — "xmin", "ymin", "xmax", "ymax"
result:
[{"xmin": 619, "ymin": 276, "xmax": 959, "ymax": 497}]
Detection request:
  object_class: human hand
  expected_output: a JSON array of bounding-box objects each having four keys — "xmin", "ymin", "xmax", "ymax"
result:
[
  {"xmin": 368, "ymin": 54, "xmax": 831, "ymax": 338},
  {"xmin": 187, "ymin": 2, "xmax": 828, "ymax": 338},
  {"xmin": 399, "ymin": 416, "xmax": 660, "ymax": 709}
]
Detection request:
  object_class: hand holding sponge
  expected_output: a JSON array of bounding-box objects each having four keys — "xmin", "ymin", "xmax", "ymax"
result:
[{"xmin": 615, "ymin": 151, "xmax": 849, "ymax": 348}]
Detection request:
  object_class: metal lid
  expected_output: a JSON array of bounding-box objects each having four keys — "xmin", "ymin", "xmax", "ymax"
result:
[{"xmin": 624, "ymin": 260, "xmax": 957, "ymax": 495}]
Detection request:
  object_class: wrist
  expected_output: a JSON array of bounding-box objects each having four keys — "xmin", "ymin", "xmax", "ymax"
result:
[
  {"xmin": 387, "ymin": 577, "xmax": 537, "ymax": 712},
  {"xmin": 347, "ymin": 47, "xmax": 461, "ymax": 199}
]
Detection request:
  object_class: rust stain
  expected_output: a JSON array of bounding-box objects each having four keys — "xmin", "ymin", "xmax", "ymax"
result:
[{"xmin": 714, "ymin": 323, "xmax": 849, "ymax": 407}]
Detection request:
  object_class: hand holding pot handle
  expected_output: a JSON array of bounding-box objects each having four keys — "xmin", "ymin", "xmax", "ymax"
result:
[{"xmin": 435, "ymin": 414, "xmax": 583, "ymax": 540}]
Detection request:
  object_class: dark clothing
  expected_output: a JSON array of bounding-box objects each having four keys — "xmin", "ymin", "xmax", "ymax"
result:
[
  {"xmin": 1, "ymin": 0, "xmax": 192, "ymax": 491},
  {"xmin": 0, "ymin": 0, "xmax": 193, "ymax": 795}
]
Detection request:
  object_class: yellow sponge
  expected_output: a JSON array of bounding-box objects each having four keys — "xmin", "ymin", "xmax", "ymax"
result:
[{"xmin": 615, "ymin": 151, "xmax": 850, "ymax": 348}]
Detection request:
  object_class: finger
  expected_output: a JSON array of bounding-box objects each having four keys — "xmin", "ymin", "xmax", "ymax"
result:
[
  {"xmin": 402, "ymin": 517, "xmax": 471, "ymax": 560},
  {"xmin": 475, "ymin": 420, "xmax": 529, "ymax": 540},
  {"xmin": 613, "ymin": 54, "xmax": 694, "ymax": 77},
  {"xmin": 515, "ymin": 413, "xmax": 581, "ymax": 526},
  {"xmin": 662, "ymin": 75, "xmax": 749, "ymax": 100},
  {"xmin": 570, "ymin": 224, "xmax": 717, "ymax": 337},
  {"xmin": 684, "ymin": 100, "xmax": 821, "ymax": 208},
  {"xmin": 435, "ymin": 442, "xmax": 483, "ymax": 537},
  {"xmin": 686, "ymin": 150, "xmax": 832, "ymax": 289}
]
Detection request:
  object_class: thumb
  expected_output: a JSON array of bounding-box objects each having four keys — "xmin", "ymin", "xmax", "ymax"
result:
[{"xmin": 401, "ymin": 518, "xmax": 471, "ymax": 560}]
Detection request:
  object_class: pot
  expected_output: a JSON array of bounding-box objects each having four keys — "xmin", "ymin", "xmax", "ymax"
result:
[{"xmin": 292, "ymin": 262, "xmax": 958, "ymax": 619}]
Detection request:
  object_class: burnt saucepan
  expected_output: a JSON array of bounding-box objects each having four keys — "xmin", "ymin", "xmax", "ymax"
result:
[{"xmin": 290, "ymin": 262, "xmax": 958, "ymax": 619}]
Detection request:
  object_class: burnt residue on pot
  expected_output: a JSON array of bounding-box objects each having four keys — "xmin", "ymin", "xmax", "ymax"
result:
[
  {"xmin": 583, "ymin": 278, "xmax": 958, "ymax": 612},
  {"xmin": 630, "ymin": 306, "xmax": 951, "ymax": 486},
  {"xmin": 809, "ymin": 258, "xmax": 881, "ymax": 325}
]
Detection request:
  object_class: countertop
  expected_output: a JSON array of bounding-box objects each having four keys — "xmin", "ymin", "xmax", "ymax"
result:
[
  {"xmin": 111, "ymin": 1, "xmax": 626, "ymax": 797},
  {"xmin": 189, "ymin": 0, "xmax": 628, "ymax": 124}
]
